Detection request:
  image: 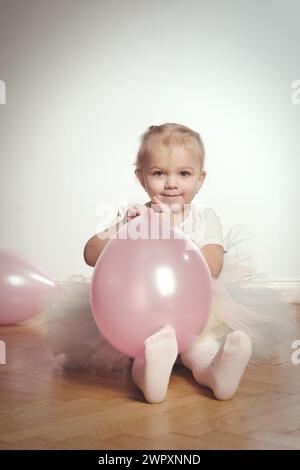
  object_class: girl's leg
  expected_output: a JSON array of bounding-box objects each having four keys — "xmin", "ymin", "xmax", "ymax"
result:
[
  {"xmin": 181, "ymin": 330, "xmax": 252, "ymax": 400},
  {"xmin": 131, "ymin": 325, "xmax": 178, "ymax": 404}
]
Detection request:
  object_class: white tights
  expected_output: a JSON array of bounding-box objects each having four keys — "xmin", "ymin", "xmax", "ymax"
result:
[{"xmin": 131, "ymin": 325, "xmax": 252, "ymax": 403}]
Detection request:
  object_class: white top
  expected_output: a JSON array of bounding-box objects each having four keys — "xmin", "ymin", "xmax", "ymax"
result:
[
  {"xmin": 112, "ymin": 203, "xmax": 224, "ymax": 249},
  {"xmin": 178, "ymin": 204, "xmax": 224, "ymax": 248}
]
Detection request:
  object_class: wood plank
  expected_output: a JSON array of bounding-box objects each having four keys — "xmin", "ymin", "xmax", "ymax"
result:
[{"xmin": 0, "ymin": 304, "xmax": 299, "ymax": 450}]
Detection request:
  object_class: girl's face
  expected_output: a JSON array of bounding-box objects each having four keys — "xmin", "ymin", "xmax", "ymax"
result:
[{"xmin": 136, "ymin": 143, "xmax": 206, "ymax": 208}]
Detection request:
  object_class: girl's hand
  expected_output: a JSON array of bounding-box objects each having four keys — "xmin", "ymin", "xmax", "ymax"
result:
[
  {"xmin": 151, "ymin": 196, "xmax": 169, "ymax": 214},
  {"xmin": 123, "ymin": 203, "xmax": 151, "ymax": 223},
  {"xmin": 151, "ymin": 196, "xmax": 181, "ymax": 226}
]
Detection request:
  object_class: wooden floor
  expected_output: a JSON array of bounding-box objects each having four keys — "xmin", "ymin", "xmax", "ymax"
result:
[{"xmin": 0, "ymin": 304, "xmax": 300, "ymax": 450}]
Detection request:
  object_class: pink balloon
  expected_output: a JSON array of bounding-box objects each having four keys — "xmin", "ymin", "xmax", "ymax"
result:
[
  {"xmin": 91, "ymin": 212, "xmax": 212, "ymax": 358},
  {"xmin": 0, "ymin": 249, "xmax": 60, "ymax": 325}
]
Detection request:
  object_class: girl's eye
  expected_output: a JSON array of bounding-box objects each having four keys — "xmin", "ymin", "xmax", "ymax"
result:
[{"xmin": 153, "ymin": 171, "xmax": 191, "ymax": 176}]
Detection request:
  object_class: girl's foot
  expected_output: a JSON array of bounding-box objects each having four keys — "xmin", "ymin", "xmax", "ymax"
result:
[
  {"xmin": 193, "ymin": 331, "xmax": 252, "ymax": 400},
  {"xmin": 132, "ymin": 325, "xmax": 178, "ymax": 403}
]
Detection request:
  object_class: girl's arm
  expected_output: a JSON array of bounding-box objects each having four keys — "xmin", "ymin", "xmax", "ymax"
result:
[
  {"xmin": 84, "ymin": 215, "xmax": 125, "ymax": 267},
  {"xmin": 201, "ymin": 244, "xmax": 224, "ymax": 279},
  {"xmin": 84, "ymin": 204, "xmax": 151, "ymax": 267}
]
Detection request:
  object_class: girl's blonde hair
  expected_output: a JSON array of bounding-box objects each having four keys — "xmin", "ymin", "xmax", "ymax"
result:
[{"xmin": 134, "ymin": 123, "xmax": 205, "ymax": 170}]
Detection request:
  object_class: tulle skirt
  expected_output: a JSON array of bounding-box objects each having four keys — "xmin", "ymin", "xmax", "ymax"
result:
[
  {"xmin": 44, "ymin": 225, "xmax": 297, "ymax": 370},
  {"xmin": 197, "ymin": 225, "xmax": 297, "ymax": 363}
]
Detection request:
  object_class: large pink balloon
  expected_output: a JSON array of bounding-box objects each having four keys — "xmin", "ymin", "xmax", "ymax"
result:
[
  {"xmin": 91, "ymin": 212, "xmax": 212, "ymax": 358},
  {"xmin": 0, "ymin": 249, "xmax": 60, "ymax": 325}
]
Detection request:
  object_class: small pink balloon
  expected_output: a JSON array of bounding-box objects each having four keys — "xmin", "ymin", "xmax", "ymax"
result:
[
  {"xmin": 91, "ymin": 212, "xmax": 212, "ymax": 358},
  {"xmin": 0, "ymin": 249, "xmax": 60, "ymax": 325}
]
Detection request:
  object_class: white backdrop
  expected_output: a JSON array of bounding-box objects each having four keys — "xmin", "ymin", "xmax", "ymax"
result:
[{"xmin": 0, "ymin": 0, "xmax": 299, "ymax": 285}]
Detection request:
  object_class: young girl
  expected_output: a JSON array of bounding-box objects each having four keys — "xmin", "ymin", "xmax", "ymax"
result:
[{"xmin": 47, "ymin": 123, "xmax": 296, "ymax": 404}]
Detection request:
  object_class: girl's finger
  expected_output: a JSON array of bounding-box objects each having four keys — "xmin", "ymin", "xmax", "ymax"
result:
[
  {"xmin": 152, "ymin": 196, "xmax": 169, "ymax": 213},
  {"xmin": 152, "ymin": 195, "xmax": 160, "ymax": 208},
  {"xmin": 159, "ymin": 202, "xmax": 170, "ymax": 214}
]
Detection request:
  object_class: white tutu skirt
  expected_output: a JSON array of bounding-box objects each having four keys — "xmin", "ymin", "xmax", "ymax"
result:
[
  {"xmin": 44, "ymin": 225, "xmax": 297, "ymax": 370},
  {"xmin": 199, "ymin": 225, "xmax": 297, "ymax": 363}
]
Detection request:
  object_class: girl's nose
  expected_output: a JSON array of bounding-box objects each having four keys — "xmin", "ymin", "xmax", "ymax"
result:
[{"xmin": 165, "ymin": 177, "xmax": 178, "ymax": 189}]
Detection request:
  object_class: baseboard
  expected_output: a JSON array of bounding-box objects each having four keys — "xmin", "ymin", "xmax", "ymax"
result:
[{"xmin": 254, "ymin": 279, "xmax": 300, "ymax": 303}]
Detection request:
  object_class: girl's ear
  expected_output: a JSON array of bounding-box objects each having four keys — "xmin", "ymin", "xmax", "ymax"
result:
[
  {"xmin": 196, "ymin": 170, "xmax": 206, "ymax": 192},
  {"xmin": 135, "ymin": 169, "xmax": 145, "ymax": 189}
]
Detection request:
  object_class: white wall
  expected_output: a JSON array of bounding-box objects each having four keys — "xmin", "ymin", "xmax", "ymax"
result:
[{"xmin": 0, "ymin": 0, "xmax": 299, "ymax": 281}]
